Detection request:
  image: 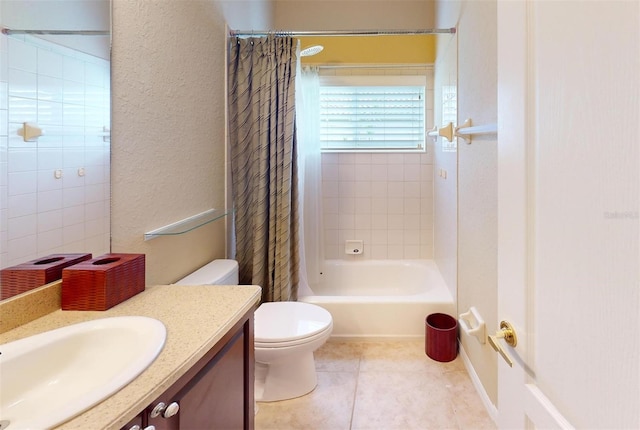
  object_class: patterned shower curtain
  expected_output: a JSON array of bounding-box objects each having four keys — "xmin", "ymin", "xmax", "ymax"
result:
[{"xmin": 228, "ymin": 36, "xmax": 299, "ymax": 302}]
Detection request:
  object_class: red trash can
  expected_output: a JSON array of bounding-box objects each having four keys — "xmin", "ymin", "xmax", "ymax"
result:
[{"xmin": 425, "ymin": 313, "xmax": 458, "ymax": 362}]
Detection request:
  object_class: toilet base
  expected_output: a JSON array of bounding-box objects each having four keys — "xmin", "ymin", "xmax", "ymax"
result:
[{"xmin": 255, "ymin": 351, "xmax": 318, "ymax": 402}]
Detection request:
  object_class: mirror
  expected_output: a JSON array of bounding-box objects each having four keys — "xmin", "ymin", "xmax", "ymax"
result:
[{"xmin": 0, "ymin": 0, "xmax": 111, "ymax": 299}]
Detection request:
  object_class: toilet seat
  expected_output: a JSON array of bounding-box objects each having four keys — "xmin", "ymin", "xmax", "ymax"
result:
[
  {"xmin": 254, "ymin": 302, "xmax": 332, "ymax": 345},
  {"xmin": 255, "ymin": 323, "xmax": 333, "ymax": 348}
]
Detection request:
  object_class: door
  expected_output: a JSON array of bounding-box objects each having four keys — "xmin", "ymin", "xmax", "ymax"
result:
[{"xmin": 497, "ymin": 1, "xmax": 639, "ymax": 428}]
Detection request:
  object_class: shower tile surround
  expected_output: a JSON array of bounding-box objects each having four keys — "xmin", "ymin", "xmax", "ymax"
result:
[
  {"xmin": 320, "ymin": 67, "xmax": 434, "ymax": 260},
  {"xmin": 0, "ymin": 34, "xmax": 110, "ymax": 269},
  {"xmin": 255, "ymin": 340, "xmax": 496, "ymax": 430}
]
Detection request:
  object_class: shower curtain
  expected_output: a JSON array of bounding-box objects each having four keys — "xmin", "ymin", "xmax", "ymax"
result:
[
  {"xmin": 295, "ymin": 66, "xmax": 322, "ymax": 295},
  {"xmin": 228, "ymin": 36, "xmax": 299, "ymax": 302}
]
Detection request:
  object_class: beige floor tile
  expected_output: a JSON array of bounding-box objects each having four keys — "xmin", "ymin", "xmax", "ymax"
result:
[
  {"xmin": 255, "ymin": 371, "xmax": 357, "ymax": 430},
  {"xmin": 351, "ymin": 370, "xmax": 458, "ymax": 429},
  {"xmin": 315, "ymin": 341, "xmax": 364, "ymax": 372},
  {"xmin": 359, "ymin": 340, "xmax": 465, "ymax": 375},
  {"xmin": 256, "ymin": 340, "xmax": 495, "ymax": 430},
  {"xmin": 445, "ymin": 370, "xmax": 497, "ymax": 429}
]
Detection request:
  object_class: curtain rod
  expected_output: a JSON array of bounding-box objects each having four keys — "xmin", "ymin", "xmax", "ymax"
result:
[
  {"xmin": 2, "ymin": 28, "xmax": 109, "ymax": 36},
  {"xmin": 229, "ymin": 28, "xmax": 456, "ymax": 37},
  {"xmin": 313, "ymin": 63, "xmax": 434, "ymax": 69}
]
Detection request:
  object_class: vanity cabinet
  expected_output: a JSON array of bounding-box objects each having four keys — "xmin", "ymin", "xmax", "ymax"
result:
[
  {"xmin": 121, "ymin": 414, "xmax": 143, "ymax": 430},
  {"xmin": 121, "ymin": 309, "xmax": 255, "ymax": 430}
]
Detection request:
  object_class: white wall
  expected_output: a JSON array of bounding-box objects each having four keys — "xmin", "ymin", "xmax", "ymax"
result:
[
  {"xmin": 322, "ymin": 149, "xmax": 435, "ymax": 260},
  {"xmin": 454, "ymin": 0, "xmax": 499, "ymax": 406},
  {"xmin": 319, "ymin": 67, "xmax": 434, "ymax": 261},
  {"xmin": 432, "ymin": 29, "xmax": 457, "ymax": 300},
  {"xmin": 435, "ymin": 0, "xmax": 499, "ymax": 406}
]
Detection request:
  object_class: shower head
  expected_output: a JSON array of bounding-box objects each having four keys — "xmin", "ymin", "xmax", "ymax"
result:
[{"xmin": 300, "ymin": 45, "xmax": 324, "ymax": 57}]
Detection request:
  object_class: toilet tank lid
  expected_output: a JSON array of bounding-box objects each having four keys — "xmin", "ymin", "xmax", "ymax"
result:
[{"xmin": 174, "ymin": 259, "xmax": 238, "ymax": 285}]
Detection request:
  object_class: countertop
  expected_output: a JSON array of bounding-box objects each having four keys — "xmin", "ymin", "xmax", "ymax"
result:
[{"xmin": 0, "ymin": 284, "xmax": 262, "ymax": 430}]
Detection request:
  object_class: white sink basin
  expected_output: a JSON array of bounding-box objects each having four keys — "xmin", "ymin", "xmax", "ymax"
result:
[{"xmin": 0, "ymin": 316, "xmax": 166, "ymax": 430}]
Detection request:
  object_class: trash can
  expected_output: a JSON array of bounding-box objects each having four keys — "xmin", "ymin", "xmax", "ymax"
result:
[{"xmin": 425, "ymin": 313, "xmax": 458, "ymax": 362}]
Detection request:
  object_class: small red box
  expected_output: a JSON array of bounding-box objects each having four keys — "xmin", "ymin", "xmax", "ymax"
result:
[
  {"xmin": 0, "ymin": 253, "xmax": 92, "ymax": 300},
  {"xmin": 61, "ymin": 253, "xmax": 145, "ymax": 311}
]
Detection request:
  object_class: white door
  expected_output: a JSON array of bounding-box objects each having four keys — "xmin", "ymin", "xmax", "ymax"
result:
[{"xmin": 496, "ymin": 0, "xmax": 639, "ymax": 428}]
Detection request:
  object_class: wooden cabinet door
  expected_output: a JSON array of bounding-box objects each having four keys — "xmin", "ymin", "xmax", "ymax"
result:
[
  {"xmin": 146, "ymin": 312, "xmax": 254, "ymax": 430},
  {"xmin": 177, "ymin": 331, "xmax": 246, "ymax": 429}
]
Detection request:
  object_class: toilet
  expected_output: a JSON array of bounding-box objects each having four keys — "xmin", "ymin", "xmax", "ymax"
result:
[{"xmin": 174, "ymin": 259, "xmax": 333, "ymax": 402}]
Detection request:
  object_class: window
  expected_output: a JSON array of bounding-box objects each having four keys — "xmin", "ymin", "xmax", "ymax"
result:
[{"xmin": 319, "ymin": 76, "xmax": 426, "ymax": 151}]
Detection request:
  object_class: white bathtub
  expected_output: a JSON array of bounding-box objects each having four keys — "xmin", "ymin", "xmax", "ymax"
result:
[{"xmin": 299, "ymin": 259, "xmax": 455, "ymax": 340}]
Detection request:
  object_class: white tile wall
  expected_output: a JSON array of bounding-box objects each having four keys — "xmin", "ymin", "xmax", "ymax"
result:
[
  {"xmin": 0, "ymin": 34, "xmax": 110, "ymax": 269},
  {"xmin": 319, "ymin": 65, "xmax": 435, "ymax": 260}
]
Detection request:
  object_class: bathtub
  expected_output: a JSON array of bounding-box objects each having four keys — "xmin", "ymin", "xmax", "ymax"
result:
[{"xmin": 299, "ymin": 259, "xmax": 455, "ymax": 340}]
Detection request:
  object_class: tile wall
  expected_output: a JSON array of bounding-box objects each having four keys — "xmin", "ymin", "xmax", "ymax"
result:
[
  {"xmin": 0, "ymin": 34, "xmax": 110, "ymax": 269},
  {"xmin": 320, "ymin": 67, "xmax": 434, "ymax": 260}
]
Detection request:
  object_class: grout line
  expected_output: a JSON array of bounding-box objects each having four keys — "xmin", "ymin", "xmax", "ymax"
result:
[{"xmin": 347, "ymin": 350, "xmax": 363, "ymax": 430}]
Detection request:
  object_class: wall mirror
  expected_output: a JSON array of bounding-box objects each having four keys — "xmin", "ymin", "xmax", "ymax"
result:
[{"xmin": 0, "ymin": 0, "xmax": 111, "ymax": 300}]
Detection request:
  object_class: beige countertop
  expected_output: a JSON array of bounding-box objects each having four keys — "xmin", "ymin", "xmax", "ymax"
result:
[{"xmin": 0, "ymin": 283, "xmax": 262, "ymax": 430}]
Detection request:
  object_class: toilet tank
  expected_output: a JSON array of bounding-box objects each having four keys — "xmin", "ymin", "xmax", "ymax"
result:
[{"xmin": 174, "ymin": 259, "xmax": 239, "ymax": 285}]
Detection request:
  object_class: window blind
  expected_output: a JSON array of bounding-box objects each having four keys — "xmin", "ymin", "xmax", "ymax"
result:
[{"xmin": 319, "ymin": 85, "xmax": 425, "ymax": 150}]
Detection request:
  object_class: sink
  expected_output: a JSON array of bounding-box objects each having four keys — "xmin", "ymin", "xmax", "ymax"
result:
[{"xmin": 0, "ymin": 316, "xmax": 166, "ymax": 430}]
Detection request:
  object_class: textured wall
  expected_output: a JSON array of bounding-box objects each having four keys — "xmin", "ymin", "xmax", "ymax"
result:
[
  {"xmin": 273, "ymin": 0, "xmax": 435, "ymax": 31},
  {"xmin": 435, "ymin": 0, "xmax": 499, "ymax": 407},
  {"xmin": 218, "ymin": 0, "xmax": 274, "ymax": 30},
  {"xmin": 111, "ymin": 1, "xmax": 229, "ymax": 285},
  {"xmin": 455, "ymin": 0, "xmax": 498, "ymax": 407}
]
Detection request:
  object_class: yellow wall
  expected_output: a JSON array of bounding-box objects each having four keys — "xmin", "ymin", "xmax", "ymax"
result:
[{"xmin": 299, "ymin": 35, "xmax": 436, "ymax": 65}]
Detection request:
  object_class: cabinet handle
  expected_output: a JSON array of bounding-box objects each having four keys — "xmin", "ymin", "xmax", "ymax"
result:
[
  {"xmin": 149, "ymin": 401, "xmax": 180, "ymax": 419},
  {"xmin": 143, "ymin": 426, "xmax": 156, "ymax": 430},
  {"xmin": 163, "ymin": 402, "xmax": 180, "ymax": 418},
  {"xmin": 127, "ymin": 426, "xmax": 141, "ymax": 430},
  {"xmin": 150, "ymin": 402, "xmax": 166, "ymax": 418}
]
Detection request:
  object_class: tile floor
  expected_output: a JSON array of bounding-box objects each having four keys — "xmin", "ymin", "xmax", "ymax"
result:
[{"xmin": 255, "ymin": 340, "xmax": 496, "ymax": 430}]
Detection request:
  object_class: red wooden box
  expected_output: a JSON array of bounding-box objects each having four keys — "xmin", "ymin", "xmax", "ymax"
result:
[
  {"xmin": 0, "ymin": 253, "xmax": 92, "ymax": 300},
  {"xmin": 61, "ymin": 253, "xmax": 145, "ymax": 311}
]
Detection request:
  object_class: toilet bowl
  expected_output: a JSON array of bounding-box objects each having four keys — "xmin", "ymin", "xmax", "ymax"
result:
[
  {"xmin": 174, "ymin": 259, "xmax": 333, "ymax": 402},
  {"xmin": 254, "ymin": 301, "xmax": 332, "ymax": 402}
]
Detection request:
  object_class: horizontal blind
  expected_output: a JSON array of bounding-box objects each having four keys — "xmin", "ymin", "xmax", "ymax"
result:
[{"xmin": 320, "ymin": 85, "xmax": 425, "ymax": 150}]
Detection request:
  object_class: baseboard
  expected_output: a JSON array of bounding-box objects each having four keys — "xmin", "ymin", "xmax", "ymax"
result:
[{"xmin": 458, "ymin": 341, "xmax": 498, "ymax": 424}]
